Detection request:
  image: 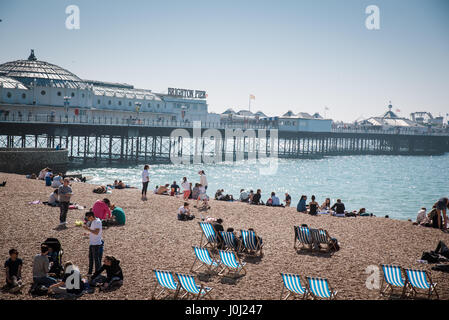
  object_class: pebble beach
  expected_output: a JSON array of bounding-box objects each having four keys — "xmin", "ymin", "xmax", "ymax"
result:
[{"xmin": 1, "ymin": 172, "xmax": 448, "ymax": 300}]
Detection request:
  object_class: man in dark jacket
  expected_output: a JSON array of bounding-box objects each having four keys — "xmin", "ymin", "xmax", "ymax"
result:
[{"xmin": 89, "ymin": 256, "xmax": 123, "ymax": 291}]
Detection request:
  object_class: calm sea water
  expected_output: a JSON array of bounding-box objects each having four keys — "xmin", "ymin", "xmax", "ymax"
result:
[{"xmin": 69, "ymin": 154, "xmax": 449, "ymax": 221}]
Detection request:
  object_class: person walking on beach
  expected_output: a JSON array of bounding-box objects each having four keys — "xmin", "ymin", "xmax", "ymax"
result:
[
  {"xmin": 57, "ymin": 178, "xmax": 73, "ymax": 230},
  {"xmin": 141, "ymin": 165, "xmax": 150, "ymax": 201},
  {"xmin": 199, "ymin": 170, "xmax": 208, "ymax": 190},
  {"xmin": 83, "ymin": 211, "xmax": 103, "ymax": 276},
  {"xmin": 181, "ymin": 177, "xmax": 191, "ymax": 200},
  {"xmin": 434, "ymin": 197, "xmax": 448, "ymax": 230}
]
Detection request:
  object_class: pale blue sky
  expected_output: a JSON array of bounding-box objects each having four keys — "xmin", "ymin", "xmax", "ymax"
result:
[{"xmin": 0, "ymin": 0, "xmax": 448, "ymax": 122}]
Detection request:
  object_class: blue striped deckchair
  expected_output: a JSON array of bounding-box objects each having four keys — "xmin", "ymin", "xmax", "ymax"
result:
[
  {"xmin": 404, "ymin": 269, "xmax": 439, "ymax": 299},
  {"xmin": 152, "ymin": 270, "xmax": 179, "ymax": 300},
  {"xmin": 218, "ymin": 250, "xmax": 247, "ymax": 278},
  {"xmin": 175, "ymin": 273, "xmax": 213, "ymax": 300},
  {"xmin": 198, "ymin": 222, "xmax": 219, "ymax": 249},
  {"xmin": 190, "ymin": 246, "xmax": 220, "ymax": 273},
  {"xmin": 240, "ymin": 229, "xmax": 263, "ymax": 256},
  {"xmin": 294, "ymin": 226, "xmax": 313, "ymax": 251},
  {"xmin": 280, "ymin": 273, "xmax": 308, "ymax": 300},
  {"xmin": 380, "ymin": 264, "xmax": 407, "ymax": 298},
  {"xmin": 306, "ymin": 277, "xmax": 337, "ymax": 300},
  {"xmin": 310, "ymin": 228, "xmax": 337, "ymax": 252},
  {"xmin": 220, "ymin": 231, "xmax": 241, "ymax": 253}
]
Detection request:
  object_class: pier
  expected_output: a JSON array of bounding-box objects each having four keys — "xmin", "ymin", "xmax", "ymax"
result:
[{"xmin": 1, "ymin": 118, "xmax": 448, "ymax": 168}]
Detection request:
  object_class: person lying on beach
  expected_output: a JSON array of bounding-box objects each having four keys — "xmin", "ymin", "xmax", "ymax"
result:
[
  {"xmin": 3, "ymin": 248, "xmax": 23, "ymax": 293},
  {"xmin": 93, "ymin": 186, "xmax": 107, "ymax": 194},
  {"xmin": 216, "ymin": 189, "xmax": 234, "ymax": 201},
  {"xmin": 89, "ymin": 256, "xmax": 123, "ymax": 292},
  {"xmin": 157, "ymin": 184, "xmax": 170, "ymax": 195},
  {"xmin": 92, "ymin": 198, "xmax": 112, "ymax": 221},
  {"xmin": 251, "ymin": 189, "xmax": 264, "ymax": 205},
  {"xmin": 308, "ymin": 195, "xmax": 319, "ymax": 215},
  {"xmin": 48, "ymin": 262, "xmax": 85, "ymax": 297},
  {"xmin": 178, "ymin": 202, "xmax": 195, "ymax": 221},
  {"xmin": 296, "ymin": 195, "xmax": 307, "ymax": 213}
]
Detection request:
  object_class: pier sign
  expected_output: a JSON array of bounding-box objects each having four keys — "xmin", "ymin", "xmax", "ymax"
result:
[{"xmin": 168, "ymin": 88, "xmax": 206, "ymax": 99}]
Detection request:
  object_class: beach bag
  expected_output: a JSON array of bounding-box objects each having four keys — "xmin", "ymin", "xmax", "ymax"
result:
[{"xmin": 421, "ymin": 251, "xmax": 439, "ymax": 263}]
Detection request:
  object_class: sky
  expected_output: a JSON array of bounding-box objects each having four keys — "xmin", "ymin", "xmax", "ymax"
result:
[{"xmin": 0, "ymin": 0, "xmax": 448, "ymax": 122}]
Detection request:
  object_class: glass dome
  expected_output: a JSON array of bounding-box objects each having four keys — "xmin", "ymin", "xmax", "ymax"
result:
[{"xmin": 0, "ymin": 50, "xmax": 87, "ymax": 89}]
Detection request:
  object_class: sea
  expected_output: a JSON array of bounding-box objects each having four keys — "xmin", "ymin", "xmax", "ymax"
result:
[{"xmin": 68, "ymin": 153, "xmax": 449, "ymax": 221}]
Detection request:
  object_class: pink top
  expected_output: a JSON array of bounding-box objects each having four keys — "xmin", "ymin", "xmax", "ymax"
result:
[{"xmin": 92, "ymin": 200, "xmax": 111, "ymax": 220}]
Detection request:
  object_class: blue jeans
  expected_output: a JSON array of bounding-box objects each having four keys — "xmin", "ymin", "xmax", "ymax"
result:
[
  {"xmin": 33, "ymin": 276, "xmax": 57, "ymax": 288},
  {"xmin": 88, "ymin": 244, "xmax": 103, "ymax": 274}
]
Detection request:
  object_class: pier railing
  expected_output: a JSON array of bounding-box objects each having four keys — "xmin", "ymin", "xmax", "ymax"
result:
[{"xmin": 0, "ymin": 113, "xmax": 448, "ymax": 136}]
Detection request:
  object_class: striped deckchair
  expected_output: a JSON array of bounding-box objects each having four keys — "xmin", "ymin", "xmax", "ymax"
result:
[
  {"xmin": 152, "ymin": 270, "xmax": 179, "ymax": 300},
  {"xmin": 218, "ymin": 250, "xmax": 247, "ymax": 278},
  {"xmin": 198, "ymin": 222, "xmax": 219, "ymax": 249},
  {"xmin": 240, "ymin": 229, "xmax": 263, "ymax": 256},
  {"xmin": 175, "ymin": 273, "xmax": 213, "ymax": 300},
  {"xmin": 310, "ymin": 228, "xmax": 338, "ymax": 252},
  {"xmin": 404, "ymin": 269, "xmax": 439, "ymax": 299},
  {"xmin": 190, "ymin": 246, "xmax": 220, "ymax": 273},
  {"xmin": 280, "ymin": 273, "xmax": 308, "ymax": 300},
  {"xmin": 306, "ymin": 277, "xmax": 337, "ymax": 300},
  {"xmin": 220, "ymin": 231, "xmax": 241, "ymax": 253},
  {"xmin": 380, "ymin": 264, "xmax": 408, "ymax": 298},
  {"xmin": 294, "ymin": 226, "xmax": 313, "ymax": 251}
]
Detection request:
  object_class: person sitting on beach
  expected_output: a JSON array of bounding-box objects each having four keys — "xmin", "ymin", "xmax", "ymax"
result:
[
  {"xmin": 3, "ymin": 249, "xmax": 23, "ymax": 293},
  {"xmin": 38, "ymin": 167, "xmax": 49, "ymax": 180},
  {"xmin": 178, "ymin": 202, "xmax": 195, "ymax": 221},
  {"xmin": 196, "ymin": 184, "xmax": 210, "ymax": 209},
  {"xmin": 32, "ymin": 244, "xmax": 57, "ymax": 289},
  {"xmin": 215, "ymin": 189, "xmax": 224, "ymax": 200},
  {"xmin": 51, "ymin": 173, "xmax": 63, "ymax": 188},
  {"xmin": 92, "ymin": 198, "xmax": 112, "ymax": 221},
  {"xmin": 239, "ymin": 189, "xmax": 249, "ymax": 202},
  {"xmin": 216, "ymin": 189, "xmax": 233, "ymax": 201},
  {"xmin": 48, "ymin": 262, "xmax": 85, "ymax": 297},
  {"xmin": 296, "ymin": 195, "xmax": 307, "ymax": 213},
  {"xmin": 268, "ymin": 192, "xmax": 283, "ymax": 207},
  {"xmin": 89, "ymin": 256, "xmax": 123, "ymax": 292},
  {"xmin": 248, "ymin": 228, "xmax": 263, "ymax": 248},
  {"xmin": 357, "ymin": 208, "xmax": 372, "ymax": 217},
  {"xmin": 115, "ymin": 180, "xmax": 126, "ymax": 189},
  {"xmin": 45, "ymin": 169, "xmax": 53, "ymax": 187},
  {"xmin": 44, "ymin": 189, "xmax": 59, "ymax": 207},
  {"xmin": 212, "ymin": 219, "xmax": 225, "ymax": 248},
  {"xmin": 251, "ymin": 189, "xmax": 263, "ymax": 205},
  {"xmin": 434, "ymin": 197, "xmax": 448, "ymax": 230},
  {"xmin": 284, "ymin": 193, "xmax": 291, "ymax": 207},
  {"xmin": 308, "ymin": 195, "xmax": 319, "ymax": 215},
  {"xmin": 103, "ymin": 204, "xmax": 126, "ymax": 226},
  {"xmin": 320, "ymin": 198, "xmax": 331, "ymax": 211},
  {"xmin": 170, "ymin": 181, "xmax": 180, "ymax": 196},
  {"xmin": 112, "ymin": 180, "xmax": 119, "ymax": 188},
  {"xmin": 226, "ymin": 227, "xmax": 242, "ymax": 250},
  {"xmin": 157, "ymin": 184, "xmax": 170, "ymax": 195},
  {"xmin": 191, "ymin": 183, "xmax": 200, "ymax": 200},
  {"xmin": 248, "ymin": 190, "xmax": 254, "ymax": 203},
  {"xmin": 181, "ymin": 177, "xmax": 191, "ymax": 200},
  {"xmin": 331, "ymin": 199, "xmax": 346, "ymax": 216},
  {"xmin": 428, "ymin": 205, "xmax": 442, "ymax": 229},
  {"xmin": 153, "ymin": 185, "xmax": 159, "ymax": 194}
]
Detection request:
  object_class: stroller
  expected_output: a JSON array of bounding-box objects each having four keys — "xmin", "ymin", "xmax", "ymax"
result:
[{"xmin": 43, "ymin": 238, "xmax": 64, "ymax": 278}]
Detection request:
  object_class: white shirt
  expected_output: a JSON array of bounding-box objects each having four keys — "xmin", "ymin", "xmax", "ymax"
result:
[
  {"xmin": 142, "ymin": 170, "xmax": 150, "ymax": 183},
  {"xmin": 178, "ymin": 206, "xmax": 189, "ymax": 214},
  {"xmin": 48, "ymin": 192, "xmax": 58, "ymax": 204},
  {"xmin": 181, "ymin": 181, "xmax": 190, "ymax": 191},
  {"xmin": 89, "ymin": 218, "xmax": 103, "ymax": 245},
  {"xmin": 45, "ymin": 171, "xmax": 52, "ymax": 178},
  {"xmin": 200, "ymin": 174, "xmax": 208, "ymax": 187}
]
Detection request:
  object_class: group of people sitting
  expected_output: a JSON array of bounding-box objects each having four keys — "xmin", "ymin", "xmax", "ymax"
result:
[
  {"xmin": 296, "ymin": 195, "xmax": 371, "ymax": 217},
  {"xmin": 3, "ymin": 244, "xmax": 124, "ymax": 297},
  {"xmin": 90, "ymin": 198, "xmax": 126, "ymax": 227},
  {"xmin": 414, "ymin": 197, "xmax": 449, "ymax": 230}
]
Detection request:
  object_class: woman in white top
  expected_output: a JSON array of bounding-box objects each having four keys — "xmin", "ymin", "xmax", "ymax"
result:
[
  {"xmin": 141, "ymin": 165, "xmax": 150, "ymax": 200},
  {"xmin": 51, "ymin": 173, "xmax": 63, "ymax": 188},
  {"xmin": 181, "ymin": 177, "xmax": 191, "ymax": 200},
  {"xmin": 199, "ymin": 170, "xmax": 208, "ymax": 190}
]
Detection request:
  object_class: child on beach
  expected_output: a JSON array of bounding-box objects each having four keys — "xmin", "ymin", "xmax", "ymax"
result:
[
  {"xmin": 3, "ymin": 249, "xmax": 23, "ymax": 293},
  {"xmin": 83, "ymin": 211, "xmax": 103, "ymax": 276},
  {"xmin": 178, "ymin": 202, "xmax": 195, "ymax": 221}
]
